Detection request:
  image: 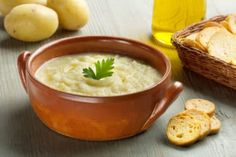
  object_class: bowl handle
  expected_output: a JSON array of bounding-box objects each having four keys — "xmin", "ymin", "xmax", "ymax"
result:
[
  {"xmin": 17, "ymin": 51, "xmax": 32, "ymax": 93},
  {"xmin": 140, "ymin": 81, "xmax": 183, "ymax": 131}
]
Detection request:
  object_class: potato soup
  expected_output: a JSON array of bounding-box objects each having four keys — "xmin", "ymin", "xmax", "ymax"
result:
[{"xmin": 35, "ymin": 53, "xmax": 162, "ymax": 96}]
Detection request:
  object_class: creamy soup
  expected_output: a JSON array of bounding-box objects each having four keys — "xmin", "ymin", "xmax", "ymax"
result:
[{"xmin": 35, "ymin": 53, "xmax": 162, "ymax": 96}]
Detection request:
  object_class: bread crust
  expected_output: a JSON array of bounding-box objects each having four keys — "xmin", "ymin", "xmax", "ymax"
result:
[
  {"xmin": 185, "ymin": 99, "xmax": 216, "ymax": 117},
  {"xmin": 196, "ymin": 26, "xmax": 221, "ymax": 48},
  {"xmin": 226, "ymin": 14, "xmax": 236, "ymax": 34},
  {"xmin": 210, "ymin": 115, "xmax": 221, "ymax": 134},
  {"xmin": 208, "ymin": 29, "xmax": 236, "ymax": 63},
  {"xmin": 182, "ymin": 32, "xmax": 207, "ymax": 51},
  {"xmin": 182, "ymin": 109, "xmax": 211, "ymax": 139},
  {"xmin": 204, "ymin": 21, "xmax": 224, "ymax": 28},
  {"xmin": 166, "ymin": 114, "xmax": 201, "ymax": 146}
]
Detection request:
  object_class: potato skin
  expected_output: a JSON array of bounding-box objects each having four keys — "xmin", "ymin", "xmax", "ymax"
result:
[
  {"xmin": 47, "ymin": 0, "xmax": 89, "ymax": 30},
  {"xmin": 4, "ymin": 4, "xmax": 59, "ymax": 42},
  {"xmin": 0, "ymin": 0, "xmax": 47, "ymax": 16}
]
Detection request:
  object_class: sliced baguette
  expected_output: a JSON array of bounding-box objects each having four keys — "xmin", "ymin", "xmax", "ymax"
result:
[
  {"xmin": 166, "ymin": 114, "xmax": 201, "ymax": 146},
  {"xmin": 208, "ymin": 29, "xmax": 236, "ymax": 63},
  {"xmin": 226, "ymin": 14, "xmax": 236, "ymax": 34},
  {"xmin": 182, "ymin": 32, "xmax": 206, "ymax": 51},
  {"xmin": 182, "ymin": 109, "xmax": 211, "ymax": 139},
  {"xmin": 185, "ymin": 99, "xmax": 216, "ymax": 117},
  {"xmin": 220, "ymin": 20, "xmax": 231, "ymax": 32},
  {"xmin": 204, "ymin": 21, "xmax": 224, "ymax": 28},
  {"xmin": 210, "ymin": 115, "xmax": 221, "ymax": 134},
  {"xmin": 186, "ymin": 32, "xmax": 199, "ymax": 40},
  {"xmin": 231, "ymin": 59, "xmax": 236, "ymax": 65},
  {"xmin": 196, "ymin": 26, "xmax": 221, "ymax": 48}
]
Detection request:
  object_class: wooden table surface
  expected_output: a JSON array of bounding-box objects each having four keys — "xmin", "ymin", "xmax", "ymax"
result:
[{"xmin": 1, "ymin": 0, "xmax": 236, "ymax": 157}]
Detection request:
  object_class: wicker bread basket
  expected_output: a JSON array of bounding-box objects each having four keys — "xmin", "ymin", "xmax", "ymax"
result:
[{"xmin": 172, "ymin": 15, "xmax": 236, "ymax": 90}]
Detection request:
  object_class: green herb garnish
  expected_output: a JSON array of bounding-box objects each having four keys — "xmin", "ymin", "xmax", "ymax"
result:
[{"xmin": 83, "ymin": 58, "xmax": 115, "ymax": 80}]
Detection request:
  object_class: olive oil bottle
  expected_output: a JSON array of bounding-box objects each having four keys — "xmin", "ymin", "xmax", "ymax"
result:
[{"xmin": 152, "ymin": 0, "xmax": 206, "ymax": 47}]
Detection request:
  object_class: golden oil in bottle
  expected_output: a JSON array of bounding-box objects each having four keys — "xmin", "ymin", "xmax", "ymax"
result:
[{"xmin": 152, "ymin": 0, "xmax": 206, "ymax": 47}]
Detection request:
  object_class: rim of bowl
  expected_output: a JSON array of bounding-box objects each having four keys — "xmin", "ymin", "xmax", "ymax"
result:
[{"xmin": 27, "ymin": 36, "xmax": 171, "ymax": 101}]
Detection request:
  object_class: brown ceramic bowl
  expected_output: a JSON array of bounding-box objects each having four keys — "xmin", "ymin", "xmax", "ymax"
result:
[{"xmin": 17, "ymin": 36, "xmax": 183, "ymax": 141}]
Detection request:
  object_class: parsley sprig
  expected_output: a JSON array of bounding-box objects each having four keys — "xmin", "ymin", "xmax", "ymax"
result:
[{"xmin": 83, "ymin": 58, "xmax": 115, "ymax": 80}]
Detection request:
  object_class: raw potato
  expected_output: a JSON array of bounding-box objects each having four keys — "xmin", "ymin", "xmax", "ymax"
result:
[
  {"xmin": 4, "ymin": 4, "xmax": 59, "ymax": 42},
  {"xmin": 47, "ymin": 0, "xmax": 89, "ymax": 30},
  {"xmin": 0, "ymin": 0, "xmax": 47, "ymax": 16}
]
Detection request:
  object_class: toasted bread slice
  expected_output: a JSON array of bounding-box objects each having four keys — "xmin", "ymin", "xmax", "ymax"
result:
[
  {"xmin": 182, "ymin": 32, "xmax": 206, "ymax": 51},
  {"xmin": 231, "ymin": 59, "xmax": 236, "ymax": 65},
  {"xmin": 186, "ymin": 32, "xmax": 199, "ymax": 40},
  {"xmin": 208, "ymin": 29, "xmax": 236, "ymax": 63},
  {"xmin": 185, "ymin": 99, "xmax": 216, "ymax": 116},
  {"xmin": 182, "ymin": 109, "xmax": 211, "ymax": 139},
  {"xmin": 220, "ymin": 20, "xmax": 231, "ymax": 32},
  {"xmin": 210, "ymin": 115, "xmax": 221, "ymax": 134},
  {"xmin": 205, "ymin": 21, "xmax": 223, "ymax": 28},
  {"xmin": 226, "ymin": 14, "xmax": 236, "ymax": 34},
  {"xmin": 166, "ymin": 114, "xmax": 201, "ymax": 146},
  {"xmin": 196, "ymin": 26, "xmax": 221, "ymax": 48}
]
